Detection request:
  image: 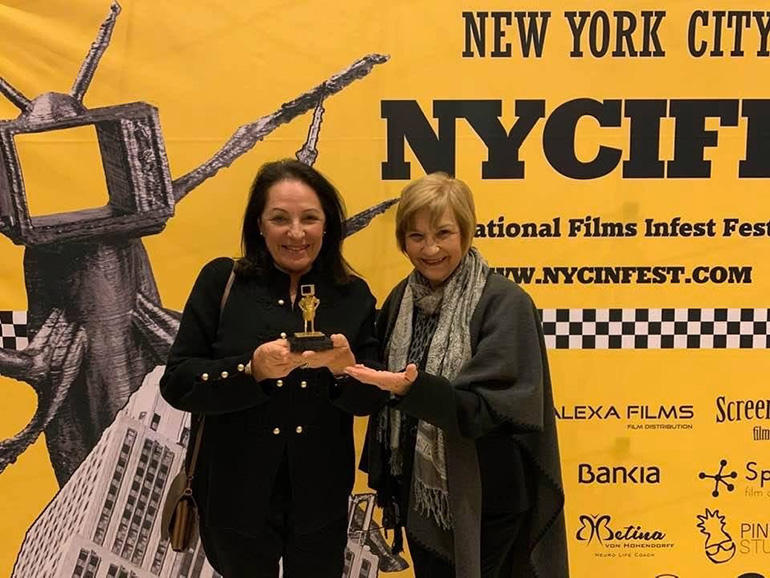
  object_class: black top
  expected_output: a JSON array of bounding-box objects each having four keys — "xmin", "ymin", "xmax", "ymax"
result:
[{"xmin": 160, "ymin": 257, "xmax": 387, "ymax": 534}]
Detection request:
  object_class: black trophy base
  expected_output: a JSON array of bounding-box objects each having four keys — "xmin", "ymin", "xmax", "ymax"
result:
[{"xmin": 288, "ymin": 333, "xmax": 333, "ymax": 352}]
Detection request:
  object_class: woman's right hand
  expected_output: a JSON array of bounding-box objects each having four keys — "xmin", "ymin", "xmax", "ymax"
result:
[
  {"xmin": 250, "ymin": 339, "xmax": 301, "ymax": 381},
  {"xmin": 343, "ymin": 363, "xmax": 418, "ymax": 396}
]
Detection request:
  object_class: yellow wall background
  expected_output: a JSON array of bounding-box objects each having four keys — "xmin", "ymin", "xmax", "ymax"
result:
[{"xmin": 2, "ymin": 1, "xmax": 769, "ymax": 576}]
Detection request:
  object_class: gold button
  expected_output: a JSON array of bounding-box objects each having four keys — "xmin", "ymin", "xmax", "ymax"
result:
[
  {"xmin": 237, "ymin": 363, "xmax": 245, "ymax": 372},
  {"xmin": 273, "ymin": 427, "xmax": 280, "ymax": 435},
  {"xmin": 220, "ymin": 371, "xmax": 228, "ymax": 379},
  {"xmin": 295, "ymin": 426, "xmax": 303, "ymax": 434},
  {"xmin": 300, "ymin": 380, "xmax": 307, "ymax": 388},
  {"xmin": 276, "ymin": 379, "xmax": 283, "ymax": 388},
  {"xmin": 201, "ymin": 373, "xmax": 209, "ymax": 381},
  {"xmin": 280, "ymin": 332, "xmax": 287, "ymax": 339},
  {"xmin": 278, "ymin": 299, "xmax": 285, "ymax": 306}
]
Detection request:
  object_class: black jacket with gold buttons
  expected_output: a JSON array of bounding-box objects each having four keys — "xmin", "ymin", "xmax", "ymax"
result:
[{"xmin": 160, "ymin": 257, "xmax": 387, "ymax": 535}]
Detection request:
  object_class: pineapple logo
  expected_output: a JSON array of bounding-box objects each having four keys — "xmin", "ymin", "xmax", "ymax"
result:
[{"xmin": 696, "ymin": 509, "xmax": 736, "ymax": 564}]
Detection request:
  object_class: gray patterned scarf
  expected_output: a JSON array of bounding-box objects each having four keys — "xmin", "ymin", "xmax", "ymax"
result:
[{"xmin": 380, "ymin": 247, "xmax": 489, "ymax": 530}]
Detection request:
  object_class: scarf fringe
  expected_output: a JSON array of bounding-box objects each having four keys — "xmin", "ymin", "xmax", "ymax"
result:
[{"xmin": 414, "ymin": 479, "xmax": 453, "ymax": 531}]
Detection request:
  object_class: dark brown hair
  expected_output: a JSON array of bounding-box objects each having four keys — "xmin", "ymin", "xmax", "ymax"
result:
[{"xmin": 237, "ymin": 159, "xmax": 353, "ymax": 283}]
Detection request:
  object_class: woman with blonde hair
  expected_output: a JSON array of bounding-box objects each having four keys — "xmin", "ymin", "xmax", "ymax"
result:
[{"xmin": 348, "ymin": 173, "xmax": 568, "ymax": 578}]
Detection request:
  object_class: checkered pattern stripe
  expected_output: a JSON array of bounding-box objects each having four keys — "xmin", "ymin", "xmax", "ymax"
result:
[
  {"xmin": 0, "ymin": 311, "xmax": 28, "ymax": 350},
  {"xmin": 1, "ymin": 309, "xmax": 769, "ymax": 351},
  {"xmin": 539, "ymin": 308, "xmax": 770, "ymax": 349}
]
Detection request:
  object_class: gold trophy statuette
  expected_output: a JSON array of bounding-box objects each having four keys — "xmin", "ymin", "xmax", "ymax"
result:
[{"xmin": 288, "ymin": 284, "xmax": 333, "ymax": 351}]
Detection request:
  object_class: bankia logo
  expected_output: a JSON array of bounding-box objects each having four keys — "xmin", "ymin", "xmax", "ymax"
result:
[
  {"xmin": 578, "ymin": 463, "xmax": 661, "ymax": 485},
  {"xmin": 556, "ymin": 403, "xmax": 694, "ymax": 432},
  {"xmin": 574, "ymin": 514, "xmax": 674, "ymax": 558}
]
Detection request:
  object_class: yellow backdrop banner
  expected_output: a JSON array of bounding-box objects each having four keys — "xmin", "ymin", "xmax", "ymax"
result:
[{"xmin": 1, "ymin": 1, "xmax": 769, "ymax": 577}]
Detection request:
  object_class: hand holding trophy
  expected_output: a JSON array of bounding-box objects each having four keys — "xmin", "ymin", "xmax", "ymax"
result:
[{"xmin": 301, "ymin": 333, "xmax": 356, "ymax": 375}]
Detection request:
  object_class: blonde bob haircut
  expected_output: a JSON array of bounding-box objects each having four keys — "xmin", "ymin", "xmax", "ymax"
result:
[{"xmin": 395, "ymin": 172, "xmax": 477, "ymax": 254}]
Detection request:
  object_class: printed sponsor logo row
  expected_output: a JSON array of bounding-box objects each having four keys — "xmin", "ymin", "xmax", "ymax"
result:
[
  {"xmin": 574, "ymin": 458, "xmax": 770, "ymax": 567},
  {"xmin": 577, "ymin": 459, "xmax": 770, "ymax": 491},
  {"xmin": 556, "ymin": 396, "xmax": 770, "ymax": 441}
]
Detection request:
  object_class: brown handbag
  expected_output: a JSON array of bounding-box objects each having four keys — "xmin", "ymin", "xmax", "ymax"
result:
[{"xmin": 161, "ymin": 266, "xmax": 236, "ymax": 552}]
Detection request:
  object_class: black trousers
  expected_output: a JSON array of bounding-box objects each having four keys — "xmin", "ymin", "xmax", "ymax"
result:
[
  {"xmin": 200, "ymin": 511, "xmax": 348, "ymax": 578},
  {"xmin": 408, "ymin": 511, "xmax": 526, "ymax": 578},
  {"xmin": 199, "ymin": 455, "xmax": 347, "ymax": 578}
]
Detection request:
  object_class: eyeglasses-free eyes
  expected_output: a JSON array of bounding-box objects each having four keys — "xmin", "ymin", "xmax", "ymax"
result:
[
  {"xmin": 405, "ymin": 228, "xmax": 459, "ymax": 248},
  {"xmin": 262, "ymin": 213, "xmax": 325, "ymax": 233}
]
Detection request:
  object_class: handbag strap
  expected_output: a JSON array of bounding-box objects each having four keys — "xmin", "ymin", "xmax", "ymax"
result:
[
  {"xmin": 185, "ymin": 262, "xmax": 237, "ymax": 487},
  {"xmin": 220, "ymin": 267, "xmax": 237, "ymax": 314},
  {"xmin": 185, "ymin": 414, "xmax": 207, "ymax": 487}
]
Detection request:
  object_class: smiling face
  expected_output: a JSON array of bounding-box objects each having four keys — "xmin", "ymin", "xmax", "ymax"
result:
[
  {"xmin": 404, "ymin": 207, "xmax": 464, "ymax": 287},
  {"xmin": 260, "ymin": 179, "xmax": 325, "ymax": 277}
]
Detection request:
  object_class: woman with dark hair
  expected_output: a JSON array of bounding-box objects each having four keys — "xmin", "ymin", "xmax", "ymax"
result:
[
  {"xmin": 160, "ymin": 159, "xmax": 385, "ymax": 577},
  {"xmin": 239, "ymin": 159, "xmax": 353, "ymax": 283},
  {"xmin": 347, "ymin": 173, "xmax": 568, "ymax": 578}
]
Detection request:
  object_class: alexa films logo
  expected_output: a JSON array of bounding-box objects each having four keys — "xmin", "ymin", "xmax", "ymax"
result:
[
  {"xmin": 574, "ymin": 514, "xmax": 674, "ymax": 557},
  {"xmin": 715, "ymin": 395, "xmax": 770, "ymax": 442},
  {"xmin": 556, "ymin": 403, "xmax": 694, "ymax": 431}
]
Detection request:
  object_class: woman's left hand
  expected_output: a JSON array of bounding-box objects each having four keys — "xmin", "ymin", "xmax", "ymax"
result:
[
  {"xmin": 343, "ymin": 363, "xmax": 418, "ymax": 396},
  {"xmin": 300, "ymin": 333, "xmax": 356, "ymax": 375}
]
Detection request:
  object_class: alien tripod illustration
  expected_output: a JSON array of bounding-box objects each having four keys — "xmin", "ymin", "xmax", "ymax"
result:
[
  {"xmin": 1, "ymin": 3, "xmax": 404, "ymax": 576},
  {"xmin": 0, "ymin": 2, "xmax": 395, "ymax": 486}
]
